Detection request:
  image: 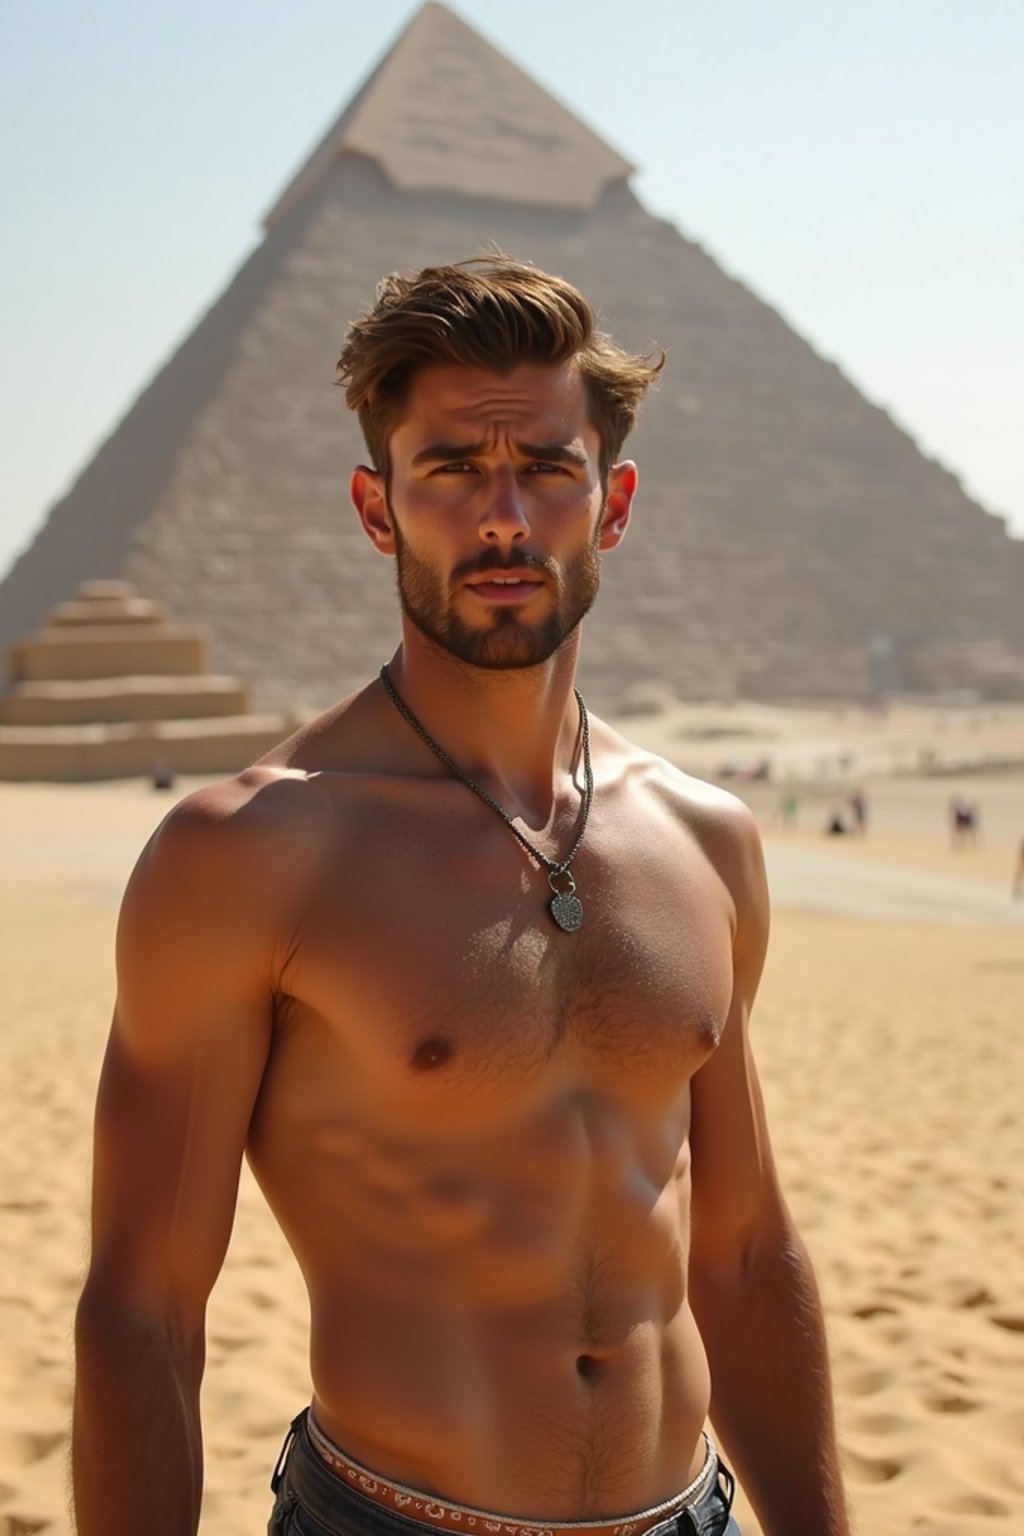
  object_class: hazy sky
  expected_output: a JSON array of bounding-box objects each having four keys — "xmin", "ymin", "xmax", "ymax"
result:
[{"xmin": 3, "ymin": 0, "xmax": 1022, "ymax": 582}]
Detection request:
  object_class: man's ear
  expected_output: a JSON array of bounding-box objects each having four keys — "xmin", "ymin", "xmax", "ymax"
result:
[
  {"xmin": 597, "ymin": 460, "xmax": 638, "ymax": 551},
  {"xmin": 351, "ymin": 466, "xmax": 395, "ymax": 555}
]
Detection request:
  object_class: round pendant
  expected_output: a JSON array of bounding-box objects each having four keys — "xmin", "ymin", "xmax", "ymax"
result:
[{"xmin": 549, "ymin": 891, "xmax": 583, "ymax": 932}]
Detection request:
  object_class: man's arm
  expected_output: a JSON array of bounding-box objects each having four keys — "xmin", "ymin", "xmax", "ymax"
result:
[
  {"xmin": 687, "ymin": 800, "xmax": 849, "ymax": 1536},
  {"xmin": 73, "ymin": 778, "xmax": 297, "ymax": 1536}
]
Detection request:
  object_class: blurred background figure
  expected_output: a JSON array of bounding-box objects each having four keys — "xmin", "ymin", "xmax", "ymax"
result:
[
  {"xmin": 950, "ymin": 794, "xmax": 980, "ymax": 848},
  {"xmin": 848, "ymin": 789, "xmax": 868, "ymax": 836}
]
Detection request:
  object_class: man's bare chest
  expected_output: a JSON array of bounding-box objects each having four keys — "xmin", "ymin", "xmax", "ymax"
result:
[{"xmin": 274, "ymin": 792, "xmax": 735, "ymax": 1109}]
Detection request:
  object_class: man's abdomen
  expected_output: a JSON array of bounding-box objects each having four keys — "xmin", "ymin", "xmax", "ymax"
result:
[{"xmin": 306, "ymin": 1286, "xmax": 712, "ymax": 1520}]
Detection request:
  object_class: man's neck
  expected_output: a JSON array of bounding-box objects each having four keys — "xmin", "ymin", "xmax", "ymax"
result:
[{"xmin": 383, "ymin": 628, "xmax": 586, "ymax": 828}]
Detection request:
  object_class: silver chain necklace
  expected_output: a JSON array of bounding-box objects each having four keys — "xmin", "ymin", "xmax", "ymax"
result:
[{"xmin": 379, "ymin": 664, "xmax": 593, "ymax": 932}]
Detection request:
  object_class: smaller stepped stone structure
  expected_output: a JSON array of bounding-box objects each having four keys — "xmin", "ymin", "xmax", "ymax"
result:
[{"xmin": 0, "ymin": 581, "xmax": 293, "ymax": 781}]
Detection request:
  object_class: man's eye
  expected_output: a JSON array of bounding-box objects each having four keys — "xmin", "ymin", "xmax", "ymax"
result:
[
  {"xmin": 436, "ymin": 462, "xmax": 474, "ymax": 474},
  {"xmin": 526, "ymin": 461, "xmax": 564, "ymax": 474}
]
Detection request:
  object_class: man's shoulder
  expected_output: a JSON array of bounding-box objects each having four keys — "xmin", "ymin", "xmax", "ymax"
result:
[
  {"xmin": 128, "ymin": 764, "xmax": 335, "ymax": 925},
  {"xmin": 595, "ymin": 716, "xmax": 766, "ymax": 916},
  {"xmin": 596, "ymin": 716, "xmax": 760, "ymax": 842},
  {"xmin": 158, "ymin": 681, "xmax": 379, "ymax": 855},
  {"xmin": 159, "ymin": 763, "xmax": 330, "ymax": 850}
]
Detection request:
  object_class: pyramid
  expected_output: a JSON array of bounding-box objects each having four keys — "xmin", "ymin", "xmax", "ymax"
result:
[
  {"xmin": 2, "ymin": 0, "xmax": 1021, "ymax": 715},
  {"xmin": 0, "ymin": 581, "xmax": 291, "ymax": 781}
]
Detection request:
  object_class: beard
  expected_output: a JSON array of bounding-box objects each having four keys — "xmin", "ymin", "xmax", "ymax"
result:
[{"xmin": 391, "ymin": 519, "xmax": 602, "ymax": 671}]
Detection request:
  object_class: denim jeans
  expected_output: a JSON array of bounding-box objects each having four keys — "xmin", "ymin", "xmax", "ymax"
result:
[{"xmin": 269, "ymin": 1412, "xmax": 740, "ymax": 1536}]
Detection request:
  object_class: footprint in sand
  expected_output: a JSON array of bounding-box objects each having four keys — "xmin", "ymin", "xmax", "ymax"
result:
[
  {"xmin": 874, "ymin": 1322, "xmax": 910, "ymax": 1348},
  {"xmin": 937, "ymin": 1490, "xmax": 1012, "ymax": 1518},
  {"xmin": 847, "ymin": 1410, "xmax": 911, "ymax": 1436},
  {"xmin": 207, "ymin": 1441, "xmax": 246, "ymax": 1461},
  {"xmin": 209, "ymin": 1330, "xmax": 257, "ymax": 1354},
  {"xmin": 842, "ymin": 1365, "xmax": 892, "ymax": 1397},
  {"xmin": 0, "ymin": 1430, "xmax": 66, "ymax": 1467},
  {"xmin": 842, "ymin": 1449, "xmax": 904, "ymax": 1485},
  {"xmin": 920, "ymin": 1391, "xmax": 980, "ymax": 1414},
  {"xmin": 989, "ymin": 1313, "xmax": 1024, "ymax": 1333},
  {"xmin": 921, "ymin": 1274, "xmax": 997, "ymax": 1309},
  {"xmin": 0, "ymin": 1517, "xmax": 51, "ymax": 1536},
  {"xmin": 243, "ymin": 1288, "xmax": 276, "ymax": 1312}
]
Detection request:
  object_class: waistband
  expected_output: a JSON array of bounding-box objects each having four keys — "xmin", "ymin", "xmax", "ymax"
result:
[{"xmin": 302, "ymin": 1410, "xmax": 720, "ymax": 1536}]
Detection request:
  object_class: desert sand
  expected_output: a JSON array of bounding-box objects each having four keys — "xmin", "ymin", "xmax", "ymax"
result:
[{"xmin": 1, "ymin": 699, "xmax": 1022, "ymax": 1535}]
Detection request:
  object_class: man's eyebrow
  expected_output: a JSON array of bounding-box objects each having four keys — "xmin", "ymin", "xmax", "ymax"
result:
[
  {"xmin": 409, "ymin": 440, "xmax": 589, "ymax": 468},
  {"xmin": 410, "ymin": 441, "xmax": 488, "ymax": 466},
  {"xmin": 517, "ymin": 442, "xmax": 589, "ymax": 467}
]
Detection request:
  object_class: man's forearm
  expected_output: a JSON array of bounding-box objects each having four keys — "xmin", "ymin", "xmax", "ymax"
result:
[
  {"xmin": 73, "ymin": 1287, "xmax": 204, "ymax": 1536},
  {"xmin": 690, "ymin": 1223, "xmax": 850, "ymax": 1536}
]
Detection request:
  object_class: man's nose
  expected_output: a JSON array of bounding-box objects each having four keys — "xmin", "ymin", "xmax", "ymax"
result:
[{"xmin": 479, "ymin": 472, "xmax": 530, "ymax": 544}]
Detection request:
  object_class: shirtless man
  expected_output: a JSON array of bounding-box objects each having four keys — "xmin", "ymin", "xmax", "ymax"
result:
[{"xmin": 73, "ymin": 259, "xmax": 849, "ymax": 1536}]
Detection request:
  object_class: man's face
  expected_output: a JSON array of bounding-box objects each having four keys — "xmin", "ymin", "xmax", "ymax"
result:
[
  {"xmin": 354, "ymin": 362, "xmax": 635, "ymax": 670},
  {"xmin": 389, "ymin": 505, "xmax": 602, "ymax": 671}
]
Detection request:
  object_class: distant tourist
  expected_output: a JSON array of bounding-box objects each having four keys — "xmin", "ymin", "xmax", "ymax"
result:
[
  {"xmin": 950, "ymin": 794, "xmax": 979, "ymax": 848},
  {"xmin": 848, "ymin": 789, "xmax": 867, "ymax": 836},
  {"xmin": 150, "ymin": 758, "xmax": 176, "ymax": 791}
]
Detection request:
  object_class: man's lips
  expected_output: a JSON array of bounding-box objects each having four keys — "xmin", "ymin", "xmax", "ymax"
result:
[{"xmin": 465, "ymin": 570, "xmax": 545, "ymax": 601}]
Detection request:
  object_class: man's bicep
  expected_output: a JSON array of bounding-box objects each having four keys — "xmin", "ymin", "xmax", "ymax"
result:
[
  {"xmin": 687, "ymin": 808, "xmax": 784, "ymax": 1272},
  {"xmin": 688, "ymin": 1005, "xmax": 785, "ymax": 1271},
  {"xmin": 87, "ymin": 802, "xmax": 275, "ymax": 1323}
]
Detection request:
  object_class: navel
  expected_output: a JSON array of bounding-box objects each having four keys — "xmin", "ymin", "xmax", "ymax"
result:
[
  {"xmin": 411, "ymin": 1036, "xmax": 453, "ymax": 1072},
  {"xmin": 575, "ymin": 1353, "xmax": 600, "ymax": 1381}
]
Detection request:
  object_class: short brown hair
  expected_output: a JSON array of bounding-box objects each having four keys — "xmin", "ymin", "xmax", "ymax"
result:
[{"xmin": 336, "ymin": 256, "xmax": 663, "ymax": 483}]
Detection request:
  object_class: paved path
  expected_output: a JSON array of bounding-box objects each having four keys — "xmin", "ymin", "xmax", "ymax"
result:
[{"xmin": 764, "ymin": 842, "xmax": 1024, "ymax": 926}]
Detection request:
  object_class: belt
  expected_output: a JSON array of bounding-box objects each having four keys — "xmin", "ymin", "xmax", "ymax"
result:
[{"xmin": 304, "ymin": 1411, "xmax": 720, "ymax": 1536}]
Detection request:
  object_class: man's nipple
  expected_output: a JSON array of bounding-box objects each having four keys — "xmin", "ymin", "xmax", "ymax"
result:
[{"xmin": 411, "ymin": 1036, "xmax": 453, "ymax": 1072}]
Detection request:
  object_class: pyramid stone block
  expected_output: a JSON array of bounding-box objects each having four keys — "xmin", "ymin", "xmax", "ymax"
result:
[{"xmin": 8, "ymin": 628, "xmax": 208, "ymax": 684}]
